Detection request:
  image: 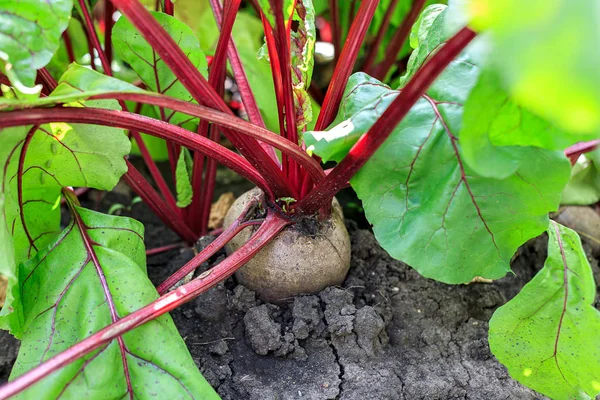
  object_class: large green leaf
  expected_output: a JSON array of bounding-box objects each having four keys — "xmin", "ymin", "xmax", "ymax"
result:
[
  {"xmin": 10, "ymin": 202, "xmax": 219, "ymax": 399},
  {"xmin": 0, "ymin": 118, "xmax": 130, "ymax": 333},
  {"xmin": 489, "ymin": 222, "xmax": 600, "ymax": 399},
  {"xmin": 459, "ymin": 69, "xmax": 588, "ymax": 179},
  {"xmin": 461, "ymin": 0, "xmax": 600, "ymax": 135},
  {"xmin": 0, "ymin": 0, "xmax": 72, "ymax": 86},
  {"xmin": 0, "ymin": 70, "xmax": 132, "ymax": 332},
  {"xmin": 113, "ymin": 11, "xmax": 208, "ymax": 130},
  {"xmin": 1, "ymin": 63, "xmax": 170, "ymax": 160},
  {"xmin": 306, "ymin": 10, "xmax": 570, "ymax": 283}
]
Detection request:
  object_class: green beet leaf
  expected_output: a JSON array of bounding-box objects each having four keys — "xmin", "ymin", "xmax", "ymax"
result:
[
  {"xmin": 0, "ymin": 62, "xmax": 170, "ymax": 163},
  {"xmin": 489, "ymin": 221, "xmax": 600, "ymax": 399},
  {"xmin": 349, "ymin": 80, "xmax": 568, "ymax": 284},
  {"xmin": 9, "ymin": 201, "xmax": 219, "ymax": 399},
  {"xmin": 0, "ymin": 0, "xmax": 72, "ymax": 86},
  {"xmin": 0, "ymin": 71, "xmax": 131, "ymax": 333},
  {"xmin": 462, "ymin": 0, "xmax": 600, "ymax": 135},
  {"xmin": 175, "ymin": 147, "xmax": 193, "ymax": 208},
  {"xmin": 306, "ymin": 6, "xmax": 570, "ymax": 283},
  {"xmin": 0, "ymin": 119, "xmax": 130, "ymax": 334},
  {"xmin": 459, "ymin": 69, "xmax": 589, "ymax": 179},
  {"xmin": 113, "ymin": 12, "xmax": 208, "ymax": 130}
]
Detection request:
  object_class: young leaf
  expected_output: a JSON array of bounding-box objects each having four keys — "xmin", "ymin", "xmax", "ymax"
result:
[
  {"xmin": 10, "ymin": 202, "xmax": 219, "ymax": 399},
  {"xmin": 409, "ymin": 4, "xmax": 447, "ymax": 49},
  {"xmin": 459, "ymin": 69, "xmax": 589, "ymax": 179},
  {"xmin": 0, "ymin": 0, "xmax": 72, "ymax": 86},
  {"xmin": 489, "ymin": 222, "xmax": 600, "ymax": 400},
  {"xmin": 175, "ymin": 147, "xmax": 193, "ymax": 208},
  {"xmin": 305, "ymin": 10, "xmax": 570, "ymax": 283},
  {"xmin": 113, "ymin": 12, "xmax": 208, "ymax": 129},
  {"xmin": 560, "ymin": 150, "xmax": 600, "ymax": 206},
  {"xmin": 290, "ymin": 0, "xmax": 316, "ymax": 133},
  {"xmin": 461, "ymin": 0, "xmax": 600, "ymax": 135},
  {"xmin": 399, "ymin": 4, "xmax": 451, "ymax": 86}
]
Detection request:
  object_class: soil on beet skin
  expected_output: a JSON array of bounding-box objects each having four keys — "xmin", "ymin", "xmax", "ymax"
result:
[{"xmin": 1, "ymin": 188, "xmax": 599, "ymax": 400}]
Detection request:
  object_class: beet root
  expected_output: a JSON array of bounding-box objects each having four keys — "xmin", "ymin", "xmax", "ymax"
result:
[{"xmin": 223, "ymin": 189, "xmax": 351, "ymax": 303}]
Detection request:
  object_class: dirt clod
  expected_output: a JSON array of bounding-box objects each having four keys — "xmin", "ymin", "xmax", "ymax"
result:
[
  {"xmin": 291, "ymin": 296, "xmax": 324, "ymax": 340},
  {"xmin": 244, "ymin": 305, "xmax": 286, "ymax": 356},
  {"xmin": 354, "ymin": 306, "xmax": 387, "ymax": 356},
  {"xmin": 0, "ymin": 331, "xmax": 18, "ymax": 383}
]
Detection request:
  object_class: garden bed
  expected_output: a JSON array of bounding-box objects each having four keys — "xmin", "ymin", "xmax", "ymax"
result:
[{"xmin": 5, "ymin": 177, "xmax": 598, "ymax": 399}]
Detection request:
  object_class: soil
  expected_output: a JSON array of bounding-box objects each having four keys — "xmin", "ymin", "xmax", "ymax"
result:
[{"xmin": 2, "ymin": 178, "xmax": 600, "ymax": 399}]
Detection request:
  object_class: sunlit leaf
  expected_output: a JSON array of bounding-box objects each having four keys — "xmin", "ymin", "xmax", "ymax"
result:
[
  {"xmin": 462, "ymin": 0, "xmax": 600, "ymax": 135},
  {"xmin": 459, "ymin": 69, "xmax": 588, "ymax": 179},
  {"xmin": 489, "ymin": 221, "xmax": 600, "ymax": 400}
]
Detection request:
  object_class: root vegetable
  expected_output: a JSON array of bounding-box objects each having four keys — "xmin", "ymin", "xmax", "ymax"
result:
[{"xmin": 223, "ymin": 189, "xmax": 351, "ymax": 302}]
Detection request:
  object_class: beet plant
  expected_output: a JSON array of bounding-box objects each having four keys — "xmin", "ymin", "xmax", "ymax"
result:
[{"xmin": 0, "ymin": 0, "xmax": 598, "ymax": 399}]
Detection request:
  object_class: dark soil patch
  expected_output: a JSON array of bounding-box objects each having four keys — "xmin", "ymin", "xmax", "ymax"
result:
[
  {"xmin": 2, "ymin": 185, "xmax": 599, "ymax": 399},
  {"xmin": 168, "ymin": 225, "xmax": 559, "ymax": 400}
]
